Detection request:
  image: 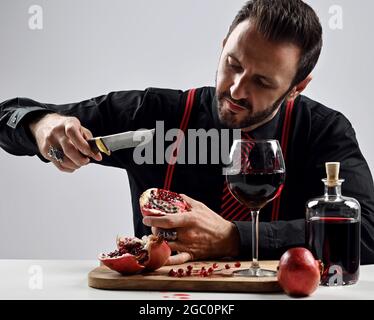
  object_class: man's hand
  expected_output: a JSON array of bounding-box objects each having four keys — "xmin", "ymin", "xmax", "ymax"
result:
[
  {"xmin": 29, "ymin": 113, "xmax": 102, "ymax": 173},
  {"xmin": 142, "ymin": 194, "xmax": 241, "ymax": 265}
]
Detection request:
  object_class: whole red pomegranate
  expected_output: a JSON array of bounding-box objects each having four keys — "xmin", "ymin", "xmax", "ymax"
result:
[
  {"xmin": 277, "ymin": 247, "xmax": 322, "ymax": 297},
  {"xmin": 99, "ymin": 235, "xmax": 171, "ymax": 275},
  {"xmin": 140, "ymin": 188, "xmax": 191, "ymax": 216}
]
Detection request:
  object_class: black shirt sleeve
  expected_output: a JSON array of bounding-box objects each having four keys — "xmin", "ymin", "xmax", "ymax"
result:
[
  {"xmin": 234, "ymin": 219, "xmax": 305, "ymax": 260},
  {"xmin": 0, "ymin": 89, "xmax": 183, "ymax": 167}
]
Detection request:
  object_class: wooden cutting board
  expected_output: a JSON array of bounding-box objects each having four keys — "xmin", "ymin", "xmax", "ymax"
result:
[{"xmin": 88, "ymin": 260, "xmax": 282, "ymax": 293}]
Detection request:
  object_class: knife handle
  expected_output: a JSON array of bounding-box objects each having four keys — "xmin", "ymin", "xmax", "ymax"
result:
[
  {"xmin": 87, "ymin": 138, "xmax": 111, "ymax": 156},
  {"xmin": 87, "ymin": 139, "xmax": 99, "ymax": 153}
]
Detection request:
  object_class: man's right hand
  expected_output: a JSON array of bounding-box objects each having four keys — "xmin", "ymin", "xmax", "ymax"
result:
[{"xmin": 29, "ymin": 113, "xmax": 102, "ymax": 173}]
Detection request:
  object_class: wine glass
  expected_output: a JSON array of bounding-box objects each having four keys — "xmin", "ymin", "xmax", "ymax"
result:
[{"xmin": 226, "ymin": 139, "xmax": 286, "ymax": 277}]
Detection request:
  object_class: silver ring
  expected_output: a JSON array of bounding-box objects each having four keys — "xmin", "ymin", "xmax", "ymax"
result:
[
  {"xmin": 158, "ymin": 230, "xmax": 178, "ymax": 241},
  {"xmin": 47, "ymin": 145, "xmax": 64, "ymax": 163}
]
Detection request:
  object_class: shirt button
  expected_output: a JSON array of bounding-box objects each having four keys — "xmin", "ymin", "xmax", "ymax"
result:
[{"xmin": 12, "ymin": 116, "xmax": 17, "ymax": 123}]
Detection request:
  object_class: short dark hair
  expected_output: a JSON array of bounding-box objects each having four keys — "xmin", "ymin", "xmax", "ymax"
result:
[{"xmin": 228, "ymin": 0, "xmax": 323, "ymax": 86}]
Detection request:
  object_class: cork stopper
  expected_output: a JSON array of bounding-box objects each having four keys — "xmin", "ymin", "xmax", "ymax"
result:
[{"xmin": 325, "ymin": 162, "xmax": 340, "ymax": 186}]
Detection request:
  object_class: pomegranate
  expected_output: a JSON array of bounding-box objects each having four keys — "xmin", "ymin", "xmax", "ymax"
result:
[
  {"xmin": 99, "ymin": 235, "xmax": 171, "ymax": 275},
  {"xmin": 139, "ymin": 188, "xmax": 191, "ymax": 216},
  {"xmin": 277, "ymin": 247, "xmax": 322, "ymax": 297}
]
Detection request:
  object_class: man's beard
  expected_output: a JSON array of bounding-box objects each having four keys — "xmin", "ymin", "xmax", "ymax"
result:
[{"xmin": 216, "ymin": 90, "xmax": 289, "ymax": 129}]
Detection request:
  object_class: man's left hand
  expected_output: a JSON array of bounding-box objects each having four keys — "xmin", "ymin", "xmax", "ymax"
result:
[{"xmin": 142, "ymin": 194, "xmax": 240, "ymax": 265}]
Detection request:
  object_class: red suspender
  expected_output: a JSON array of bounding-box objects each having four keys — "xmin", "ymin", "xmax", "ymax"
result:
[
  {"xmin": 163, "ymin": 89, "xmax": 197, "ymax": 190},
  {"xmin": 271, "ymin": 99, "xmax": 295, "ymax": 221}
]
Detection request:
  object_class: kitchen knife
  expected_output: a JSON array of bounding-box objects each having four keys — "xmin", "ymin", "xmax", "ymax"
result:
[{"xmin": 87, "ymin": 129, "xmax": 155, "ymax": 156}]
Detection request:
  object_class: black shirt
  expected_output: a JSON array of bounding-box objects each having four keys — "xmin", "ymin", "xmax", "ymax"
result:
[{"xmin": 1, "ymin": 87, "xmax": 374, "ymax": 264}]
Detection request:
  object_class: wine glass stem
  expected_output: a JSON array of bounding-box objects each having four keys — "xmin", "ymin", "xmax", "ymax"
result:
[{"xmin": 251, "ymin": 209, "xmax": 260, "ymax": 269}]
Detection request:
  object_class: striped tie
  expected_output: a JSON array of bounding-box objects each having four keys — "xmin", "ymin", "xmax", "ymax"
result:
[{"xmin": 220, "ymin": 132, "xmax": 254, "ymax": 221}]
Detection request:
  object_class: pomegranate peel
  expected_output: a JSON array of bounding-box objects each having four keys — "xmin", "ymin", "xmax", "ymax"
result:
[
  {"xmin": 99, "ymin": 234, "xmax": 171, "ymax": 275},
  {"xmin": 277, "ymin": 247, "xmax": 322, "ymax": 297}
]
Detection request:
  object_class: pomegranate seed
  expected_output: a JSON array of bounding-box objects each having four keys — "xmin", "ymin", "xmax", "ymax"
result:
[
  {"xmin": 177, "ymin": 273, "xmax": 184, "ymax": 278},
  {"xmin": 201, "ymin": 267, "xmax": 206, "ymax": 271},
  {"xmin": 186, "ymin": 270, "xmax": 192, "ymax": 276},
  {"xmin": 234, "ymin": 262, "xmax": 241, "ymax": 268},
  {"xmin": 208, "ymin": 267, "xmax": 214, "ymax": 273},
  {"xmin": 225, "ymin": 264, "xmax": 231, "ymax": 269},
  {"xmin": 202, "ymin": 271, "xmax": 209, "ymax": 277},
  {"xmin": 187, "ymin": 265, "xmax": 193, "ymax": 271},
  {"xmin": 168, "ymin": 269, "xmax": 177, "ymax": 277},
  {"xmin": 178, "ymin": 268, "xmax": 184, "ymax": 275},
  {"xmin": 212, "ymin": 263, "xmax": 219, "ymax": 269}
]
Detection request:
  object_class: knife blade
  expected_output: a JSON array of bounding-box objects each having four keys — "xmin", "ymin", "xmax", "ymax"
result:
[{"xmin": 87, "ymin": 129, "xmax": 155, "ymax": 156}]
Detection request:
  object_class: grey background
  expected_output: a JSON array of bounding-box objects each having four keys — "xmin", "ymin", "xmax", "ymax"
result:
[{"xmin": 0, "ymin": 0, "xmax": 373, "ymax": 259}]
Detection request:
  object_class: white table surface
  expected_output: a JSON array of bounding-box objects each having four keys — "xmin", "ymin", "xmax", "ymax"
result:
[{"xmin": 0, "ymin": 260, "xmax": 373, "ymax": 300}]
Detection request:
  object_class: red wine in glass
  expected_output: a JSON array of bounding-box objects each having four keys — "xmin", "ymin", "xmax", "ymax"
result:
[
  {"xmin": 226, "ymin": 139, "xmax": 286, "ymax": 277},
  {"xmin": 228, "ymin": 170, "xmax": 285, "ymax": 210}
]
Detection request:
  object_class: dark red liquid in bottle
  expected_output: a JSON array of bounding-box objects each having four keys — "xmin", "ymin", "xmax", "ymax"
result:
[{"xmin": 307, "ymin": 217, "xmax": 360, "ymax": 286}]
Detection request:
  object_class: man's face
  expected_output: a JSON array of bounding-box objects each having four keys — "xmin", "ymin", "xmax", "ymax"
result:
[{"xmin": 216, "ymin": 20, "xmax": 301, "ymax": 129}]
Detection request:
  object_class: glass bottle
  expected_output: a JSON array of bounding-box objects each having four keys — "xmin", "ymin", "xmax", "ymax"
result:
[{"xmin": 306, "ymin": 162, "xmax": 361, "ymax": 286}]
